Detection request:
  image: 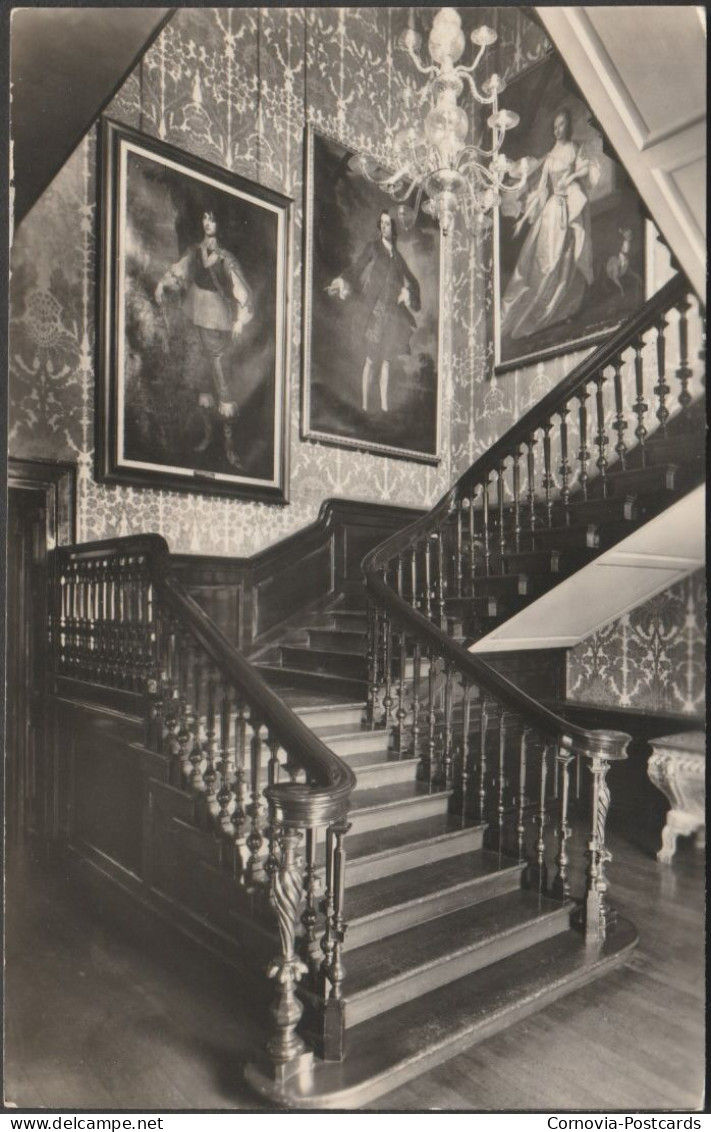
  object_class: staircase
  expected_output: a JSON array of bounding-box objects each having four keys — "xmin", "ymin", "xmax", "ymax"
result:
[{"xmin": 51, "ymin": 271, "xmax": 704, "ymax": 1109}]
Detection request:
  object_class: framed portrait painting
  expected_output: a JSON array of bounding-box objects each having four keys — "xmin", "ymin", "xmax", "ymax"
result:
[
  {"xmin": 98, "ymin": 119, "xmax": 292, "ymax": 501},
  {"xmin": 494, "ymin": 54, "xmax": 647, "ymax": 373},
  {"xmin": 302, "ymin": 126, "xmax": 442, "ymax": 464}
]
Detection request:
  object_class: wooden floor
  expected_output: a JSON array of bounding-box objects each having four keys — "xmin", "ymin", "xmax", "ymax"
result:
[{"xmin": 4, "ymin": 823, "xmax": 705, "ymax": 1112}]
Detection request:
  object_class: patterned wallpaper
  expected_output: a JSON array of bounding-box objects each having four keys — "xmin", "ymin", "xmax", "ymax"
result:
[
  {"xmin": 567, "ymin": 569, "xmax": 706, "ymax": 718},
  {"xmin": 8, "ymin": 6, "xmax": 551, "ymax": 555}
]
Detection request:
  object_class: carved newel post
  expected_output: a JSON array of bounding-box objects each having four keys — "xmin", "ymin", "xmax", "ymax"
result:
[{"xmin": 583, "ymin": 731, "xmax": 630, "ymax": 948}]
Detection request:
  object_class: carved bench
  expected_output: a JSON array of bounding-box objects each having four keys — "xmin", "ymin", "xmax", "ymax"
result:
[{"xmin": 647, "ymin": 732, "xmax": 705, "ymax": 864}]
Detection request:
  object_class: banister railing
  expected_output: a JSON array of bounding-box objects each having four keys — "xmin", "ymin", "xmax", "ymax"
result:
[
  {"xmin": 54, "ymin": 533, "xmax": 356, "ymax": 1077},
  {"xmin": 363, "ymin": 270, "xmax": 704, "ymax": 959}
]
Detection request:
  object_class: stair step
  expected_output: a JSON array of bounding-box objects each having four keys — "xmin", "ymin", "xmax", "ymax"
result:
[
  {"xmin": 348, "ymin": 755, "xmax": 419, "ymax": 790},
  {"xmin": 344, "ymin": 889, "xmax": 572, "ymax": 1026},
  {"xmin": 526, "ymin": 523, "xmax": 600, "ymax": 551},
  {"xmin": 293, "ymin": 701, "xmax": 365, "ymax": 729},
  {"xmin": 330, "ymin": 610, "xmax": 369, "ymax": 632},
  {"xmin": 344, "ymin": 815, "xmax": 486, "ymax": 885},
  {"xmin": 588, "ymin": 463, "xmax": 679, "ymax": 498},
  {"xmin": 346, "ymin": 850, "xmax": 524, "ymax": 948},
  {"xmin": 349, "ymin": 781, "xmax": 451, "ymax": 835},
  {"xmin": 445, "ymin": 594, "xmax": 500, "ymax": 617},
  {"xmin": 307, "ymin": 628, "xmax": 367, "ymax": 653},
  {"xmin": 310, "ymin": 725, "xmax": 391, "ymax": 757},
  {"xmin": 255, "ymin": 664, "xmax": 367, "ymax": 698},
  {"xmin": 493, "ymin": 547, "xmax": 597, "ymax": 576},
  {"xmin": 469, "ymin": 573, "xmax": 532, "ymax": 598},
  {"xmin": 268, "ymin": 916, "xmax": 637, "ymax": 1109},
  {"xmin": 280, "ymin": 646, "xmax": 367, "ymax": 680},
  {"xmin": 564, "ymin": 494, "xmax": 638, "ymax": 524}
]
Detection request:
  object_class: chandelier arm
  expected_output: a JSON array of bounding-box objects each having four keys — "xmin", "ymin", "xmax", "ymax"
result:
[
  {"xmin": 459, "ymin": 69, "xmax": 498, "ymax": 107},
  {"xmin": 403, "ymin": 44, "xmax": 438, "ymax": 79},
  {"xmin": 456, "ymin": 44, "xmax": 487, "ymax": 77}
]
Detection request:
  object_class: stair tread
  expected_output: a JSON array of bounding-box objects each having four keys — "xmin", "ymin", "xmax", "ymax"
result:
[
  {"xmin": 282, "ymin": 644, "xmax": 366, "ymax": 659},
  {"xmin": 310, "ymin": 723, "xmax": 386, "ymax": 740},
  {"xmin": 345, "ymin": 889, "xmax": 570, "ymax": 999},
  {"xmin": 351, "ymin": 780, "xmax": 449, "ymax": 814},
  {"xmin": 277, "ymin": 917, "xmax": 637, "ymax": 1108},
  {"xmin": 293, "ymin": 700, "xmax": 364, "ymax": 716},
  {"xmin": 344, "ymin": 750, "xmax": 413, "ymax": 772},
  {"xmin": 345, "ymin": 813, "xmax": 484, "ymax": 864},
  {"xmin": 255, "ymin": 663, "xmax": 366, "ymax": 686},
  {"xmin": 347, "ymin": 849, "xmax": 522, "ymax": 922}
]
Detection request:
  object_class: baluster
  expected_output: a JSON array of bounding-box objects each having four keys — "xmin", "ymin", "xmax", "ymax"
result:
[
  {"xmin": 203, "ymin": 667, "xmax": 220, "ymax": 823},
  {"xmin": 263, "ymin": 825, "xmax": 310, "ymax": 1071},
  {"xmin": 188, "ymin": 653, "xmax": 206, "ymax": 797},
  {"xmin": 459, "ymin": 680, "xmax": 472, "ymax": 821},
  {"xmin": 594, "ymin": 372, "xmax": 609, "ymax": 496},
  {"xmin": 245, "ymin": 718, "xmax": 265, "ymax": 889},
  {"xmin": 176, "ymin": 637, "xmax": 193, "ymax": 787},
  {"xmin": 531, "ymin": 741, "xmax": 549, "ymax": 894},
  {"xmin": 497, "ymin": 460, "xmax": 507, "ymax": 555},
  {"xmin": 425, "ymin": 651, "xmax": 437, "ymax": 783},
  {"xmin": 231, "ymin": 700, "xmax": 248, "ymax": 879},
  {"xmin": 381, "ymin": 614, "xmax": 393, "ymax": 725},
  {"xmin": 496, "ymin": 704, "xmax": 506, "ymax": 853},
  {"xmin": 516, "ymin": 728, "xmax": 529, "ymax": 864},
  {"xmin": 552, "ymin": 745, "xmax": 573, "ymax": 899},
  {"xmin": 321, "ymin": 819, "xmax": 350, "ymax": 1061},
  {"xmin": 633, "ymin": 336, "xmax": 648, "ymax": 464},
  {"xmin": 584, "ymin": 750, "xmax": 615, "ymax": 947},
  {"xmin": 455, "ymin": 497, "xmax": 464, "ymax": 598},
  {"xmin": 542, "ymin": 420, "xmax": 554, "ymax": 527},
  {"xmin": 468, "ymin": 491, "xmax": 477, "ymax": 588},
  {"xmin": 410, "ymin": 641, "xmax": 422, "ymax": 761},
  {"xmin": 654, "ymin": 314, "xmax": 670, "ymax": 433},
  {"xmin": 366, "ymin": 602, "xmax": 379, "ymax": 728},
  {"xmin": 216, "ymin": 684, "xmax": 234, "ymax": 838},
  {"xmin": 424, "ymin": 536, "xmax": 433, "ymax": 619},
  {"xmin": 577, "ymin": 389, "xmax": 591, "ymax": 501},
  {"xmin": 396, "ymin": 628, "xmax": 408, "ymax": 757},
  {"xmin": 558, "ymin": 403, "xmax": 572, "ymax": 520},
  {"xmin": 436, "ymin": 531, "xmax": 446, "ymax": 629},
  {"xmin": 264, "ymin": 734, "xmax": 282, "ymax": 880},
  {"xmin": 441, "ymin": 662, "xmax": 454, "ymax": 786},
  {"xmin": 478, "ymin": 700, "xmax": 488, "ymax": 822},
  {"xmin": 611, "ymin": 356, "xmax": 628, "ymax": 469},
  {"xmin": 675, "ymin": 297, "xmax": 692, "ymax": 410},
  {"xmin": 526, "ymin": 436, "xmax": 537, "ymax": 534},
  {"xmin": 301, "ymin": 827, "xmax": 320, "ymax": 972},
  {"xmin": 481, "ymin": 477, "xmax": 491, "ymax": 573},
  {"xmin": 320, "ymin": 823, "xmax": 336, "ymax": 994},
  {"xmin": 512, "ymin": 448, "xmax": 522, "ymax": 552},
  {"xmin": 410, "ymin": 544, "xmax": 419, "ymax": 610}
]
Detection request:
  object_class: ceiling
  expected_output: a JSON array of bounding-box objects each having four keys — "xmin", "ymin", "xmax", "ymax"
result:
[{"xmin": 10, "ymin": 7, "xmax": 172, "ymax": 225}]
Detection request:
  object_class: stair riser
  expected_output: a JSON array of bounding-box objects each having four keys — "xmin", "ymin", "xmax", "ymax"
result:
[
  {"xmin": 308, "ymin": 630, "xmax": 367, "ymax": 653},
  {"xmin": 322, "ymin": 729, "xmax": 391, "ymax": 758},
  {"xmin": 259, "ymin": 665, "xmax": 367, "ymax": 697},
  {"xmin": 296, "ymin": 705, "xmax": 364, "ymax": 730},
  {"xmin": 347, "ymin": 908, "xmax": 570, "ymax": 1027},
  {"xmin": 352, "ymin": 760, "xmax": 419, "ymax": 791},
  {"xmin": 280, "ymin": 648, "xmax": 366, "ymax": 680},
  {"xmin": 346, "ymin": 866, "xmax": 523, "ymax": 949},
  {"xmin": 331, "ymin": 613, "xmax": 369, "ymax": 632},
  {"xmin": 346, "ymin": 825, "xmax": 485, "ymax": 886},
  {"xmin": 587, "ymin": 465, "xmax": 677, "ymax": 498},
  {"xmin": 349, "ymin": 793, "xmax": 450, "ymax": 836}
]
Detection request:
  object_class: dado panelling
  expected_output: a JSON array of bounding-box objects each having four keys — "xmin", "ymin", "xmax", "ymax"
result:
[{"xmin": 9, "ymin": 7, "xmax": 554, "ymax": 556}]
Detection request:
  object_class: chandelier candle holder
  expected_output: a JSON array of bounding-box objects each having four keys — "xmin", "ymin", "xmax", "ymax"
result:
[{"xmin": 352, "ymin": 8, "xmax": 528, "ymax": 236}]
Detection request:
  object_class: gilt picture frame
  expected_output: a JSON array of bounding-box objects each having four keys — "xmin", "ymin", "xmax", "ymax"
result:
[
  {"xmin": 98, "ymin": 118, "xmax": 292, "ymax": 502},
  {"xmin": 494, "ymin": 54, "xmax": 647, "ymax": 373},
  {"xmin": 302, "ymin": 125, "xmax": 443, "ymax": 464}
]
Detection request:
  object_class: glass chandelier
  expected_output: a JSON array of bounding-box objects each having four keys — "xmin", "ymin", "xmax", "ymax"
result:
[{"xmin": 352, "ymin": 8, "xmax": 528, "ymax": 236}]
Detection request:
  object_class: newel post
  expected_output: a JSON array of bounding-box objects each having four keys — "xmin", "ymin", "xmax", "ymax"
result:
[{"xmin": 582, "ymin": 730, "xmax": 630, "ymax": 948}]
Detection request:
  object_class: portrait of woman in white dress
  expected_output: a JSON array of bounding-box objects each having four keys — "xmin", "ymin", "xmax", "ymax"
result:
[{"xmin": 501, "ymin": 108, "xmax": 599, "ymax": 343}]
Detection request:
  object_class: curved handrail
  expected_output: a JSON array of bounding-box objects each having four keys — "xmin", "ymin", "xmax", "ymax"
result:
[{"xmin": 56, "ymin": 534, "xmax": 356, "ymax": 826}]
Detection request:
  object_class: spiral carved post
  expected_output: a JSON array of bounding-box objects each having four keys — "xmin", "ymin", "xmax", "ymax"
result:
[
  {"xmin": 245, "ymin": 822, "xmax": 314, "ymax": 1092},
  {"xmin": 583, "ymin": 732, "xmax": 629, "ymax": 948},
  {"xmin": 552, "ymin": 746, "xmax": 574, "ymax": 900}
]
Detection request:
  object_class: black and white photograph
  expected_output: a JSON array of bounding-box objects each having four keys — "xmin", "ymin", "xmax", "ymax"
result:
[{"xmin": 4, "ymin": 3, "xmax": 707, "ymax": 1120}]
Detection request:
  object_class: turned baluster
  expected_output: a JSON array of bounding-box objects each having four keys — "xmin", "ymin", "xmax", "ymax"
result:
[
  {"xmin": 216, "ymin": 684, "xmax": 235, "ymax": 838},
  {"xmin": 496, "ymin": 705, "xmax": 507, "ymax": 852},
  {"xmin": 512, "ymin": 448, "xmax": 522, "ymax": 552},
  {"xmin": 326, "ymin": 822, "xmax": 349, "ymax": 999},
  {"xmin": 584, "ymin": 752, "xmax": 613, "ymax": 946},
  {"xmin": 459, "ymin": 680, "xmax": 472, "ymax": 821},
  {"xmin": 264, "ymin": 733, "xmax": 282, "ymax": 881},
  {"xmin": 410, "ymin": 641, "xmax": 422, "ymax": 761},
  {"xmin": 654, "ymin": 314, "xmax": 670, "ymax": 432},
  {"xmin": 675, "ymin": 297, "xmax": 692, "ymax": 410},
  {"xmin": 481, "ymin": 477, "xmax": 491, "ymax": 573},
  {"xmin": 594, "ymin": 372, "xmax": 609, "ymax": 497},
  {"xmin": 396, "ymin": 628, "xmax": 408, "ymax": 757},
  {"xmin": 577, "ymin": 389, "xmax": 591, "ymax": 501},
  {"xmin": 611, "ymin": 356, "xmax": 628, "ymax": 469},
  {"xmin": 558, "ymin": 403, "xmax": 572, "ymax": 520},
  {"xmin": 410, "ymin": 544, "xmax": 420, "ymax": 611},
  {"xmin": 188, "ymin": 654, "xmax": 206, "ymax": 797},
  {"xmin": 176, "ymin": 638, "xmax": 193, "ymax": 787},
  {"xmin": 366, "ymin": 601, "xmax": 378, "ymax": 728},
  {"xmin": 319, "ymin": 819, "xmax": 350, "ymax": 1061},
  {"xmin": 203, "ymin": 667, "xmax": 220, "ymax": 824},
  {"xmin": 633, "ymin": 336, "xmax": 648, "ymax": 464},
  {"xmin": 441, "ymin": 662, "xmax": 454, "ymax": 785},
  {"xmin": 435, "ymin": 531, "xmax": 446, "ymax": 629},
  {"xmin": 425, "ymin": 651, "xmax": 437, "ymax": 783},
  {"xmin": 245, "ymin": 718, "xmax": 265, "ymax": 889},
  {"xmin": 320, "ymin": 823, "xmax": 336, "ymax": 992},
  {"xmin": 231, "ymin": 700, "xmax": 248, "ymax": 879},
  {"xmin": 478, "ymin": 700, "xmax": 489, "ymax": 822},
  {"xmin": 531, "ymin": 741, "xmax": 549, "ymax": 894},
  {"xmin": 301, "ymin": 827, "xmax": 320, "ymax": 973},
  {"xmin": 526, "ymin": 436, "xmax": 537, "ymax": 534},
  {"xmin": 552, "ymin": 744, "xmax": 574, "ymax": 900},
  {"xmin": 381, "ymin": 614, "xmax": 394, "ymax": 725},
  {"xmin": 542, "ymin": 420, "xmax": 554, "ymax": 528},
  {"xmin": 496, "ymin": 461, "xmax": 507, "ymax": 555},
  {"xmin": 468, "ymin": 491, "xmax": 477, "ymax": 589},
  {"xmin": 516, "ymin": 728, "xmax": 529, "ymax": 864},
  {"xmin": 455, "ymin": 497, "xmax": 464, "ymax": 598},
  {"xmin": 424, "ymin": 536, "xmax": 433, "ymax": 619}
]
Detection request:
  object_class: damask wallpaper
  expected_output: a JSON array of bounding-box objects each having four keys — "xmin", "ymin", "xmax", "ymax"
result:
[
  {"xmin": 8, "ymin": 6, "xmax": 551, "ymax": 555},
  {"xmin": 567, "ymin": 569, "xmax": 706, "ymax": 718}
]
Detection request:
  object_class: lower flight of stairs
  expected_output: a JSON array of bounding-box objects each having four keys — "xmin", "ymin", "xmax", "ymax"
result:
[{"xmin": 242, "ymin": 688, "xmax": 636, "ymax": 1109}]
